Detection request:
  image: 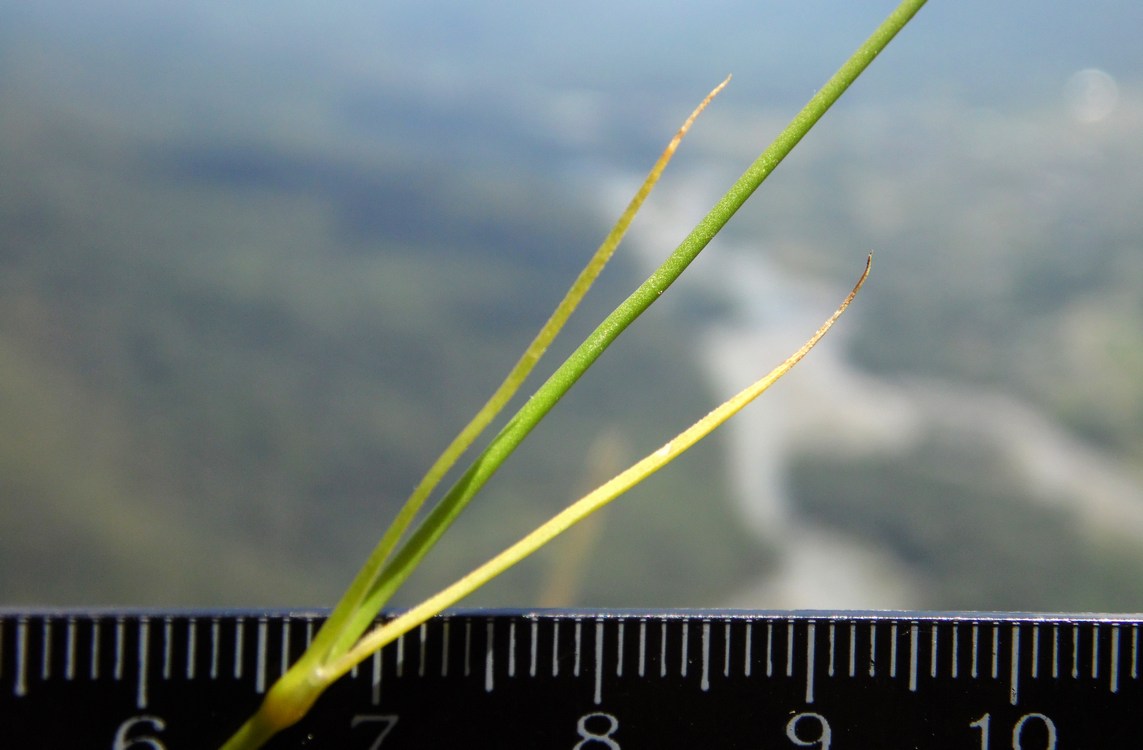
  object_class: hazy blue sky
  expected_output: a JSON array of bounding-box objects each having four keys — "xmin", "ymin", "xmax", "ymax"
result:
[
  {"xmin": 6, "ymin": 1, "xmax": 1140, "ymax": 112},
  {"xmin": 7, "ymin": 0, "xmax": 1140, "ymax": 186}
]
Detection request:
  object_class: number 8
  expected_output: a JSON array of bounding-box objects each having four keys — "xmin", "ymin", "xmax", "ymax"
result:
[{"xmin": 574, "ymin": 712, "xmax": 620, "ymax": 749}]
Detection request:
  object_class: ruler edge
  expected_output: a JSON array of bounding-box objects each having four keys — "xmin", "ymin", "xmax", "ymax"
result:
[
  {"xmin": 3, "ymin": 607, "xmax": 1142, "ymax": 621},
  {"xmin": 3, "ymin": 606, "xmax": 1140, "ymax": 744}
]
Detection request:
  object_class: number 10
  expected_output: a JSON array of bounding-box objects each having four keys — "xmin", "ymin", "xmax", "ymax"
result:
[{"xmin": 969, "ymin": 712, "xmax": 1057, "ymax": 750}]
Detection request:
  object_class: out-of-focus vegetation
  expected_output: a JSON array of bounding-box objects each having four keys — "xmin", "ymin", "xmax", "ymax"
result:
[
  {"xmin": 792, "ymin": 445, "xmax": 1143, "ymax": 612},
  {"xmin": 0, "ymin": 71, "xmax": 762, "ymax": 607},
  {"xmin": 4, "ymin": 1, "xmax": 1143, "ymax": 613},
  {"xmin": 664, "ymin": 87, "xmax": 1143, "ymax": 610}
]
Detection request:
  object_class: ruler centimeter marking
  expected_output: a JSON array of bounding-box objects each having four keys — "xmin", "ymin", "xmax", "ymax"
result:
[
  {"xmin": 2, "ymin": 610, "xmax": 1140, "ymax": 748},
  {"xmin": 7, "ymin": 613, "xmax": 1129, "ymax": 697}
]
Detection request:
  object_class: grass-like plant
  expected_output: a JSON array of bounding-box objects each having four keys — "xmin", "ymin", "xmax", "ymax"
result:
[{"xmin": 220, "ymin": 1, "xmax": 926, "ymax": 747}]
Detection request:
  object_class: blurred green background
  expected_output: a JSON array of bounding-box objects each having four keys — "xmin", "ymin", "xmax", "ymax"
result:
[{"xmin": 3, "ymin": 0, "xmax": 1142, "ymax": 612}]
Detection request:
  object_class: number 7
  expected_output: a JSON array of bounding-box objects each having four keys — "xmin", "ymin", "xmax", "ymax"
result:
[{"xmin": 351, "ymin": 714, "xmax": 399, "ymax": 750}]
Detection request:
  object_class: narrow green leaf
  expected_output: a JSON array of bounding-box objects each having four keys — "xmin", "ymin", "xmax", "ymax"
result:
[
  {"xmin": 220, "ymin": 0, "xmax": 927, "ymax": 743},
  {"xmin": 344, "ymin": 0, "xmax": 926, "ymax": 636},
  {"xmin": 333, "ymin": 255, "xmax": 870, "ymax": 677}
]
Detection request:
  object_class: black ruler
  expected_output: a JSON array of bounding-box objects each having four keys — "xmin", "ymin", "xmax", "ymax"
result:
[{"xmin": 1, "ymin": 609, "xmax": 1140, "ymax": 748}]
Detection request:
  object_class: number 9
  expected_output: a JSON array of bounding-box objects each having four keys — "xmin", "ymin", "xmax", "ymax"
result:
[{"xmin": 786, "ymin": 712, "xmax": 832, "ymax": 750}]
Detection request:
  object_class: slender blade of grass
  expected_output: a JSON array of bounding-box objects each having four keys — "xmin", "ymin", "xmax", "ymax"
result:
[
  {"xmin": 218, "ymin": 81, "xmax": 728, "ymax": 750},
  {"xmin": 220, "ymin": 0, "xmax": 926, "ymax": 743},
  {"xmin": 332, "ymin": 255, "xmax": 871, "ymax": 678},
  {"xmin": 343, "ymin": 0, "xmax": 926, "ymax": 642},
  {"xmin": 316, "ymin": 77, "xmax": 728, "ymax": 663}
]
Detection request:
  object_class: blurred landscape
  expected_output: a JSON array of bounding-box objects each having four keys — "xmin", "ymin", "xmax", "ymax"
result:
[{"xmin": 2, "ymin": 0, "xmax": 1142, "ymax": 613}]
